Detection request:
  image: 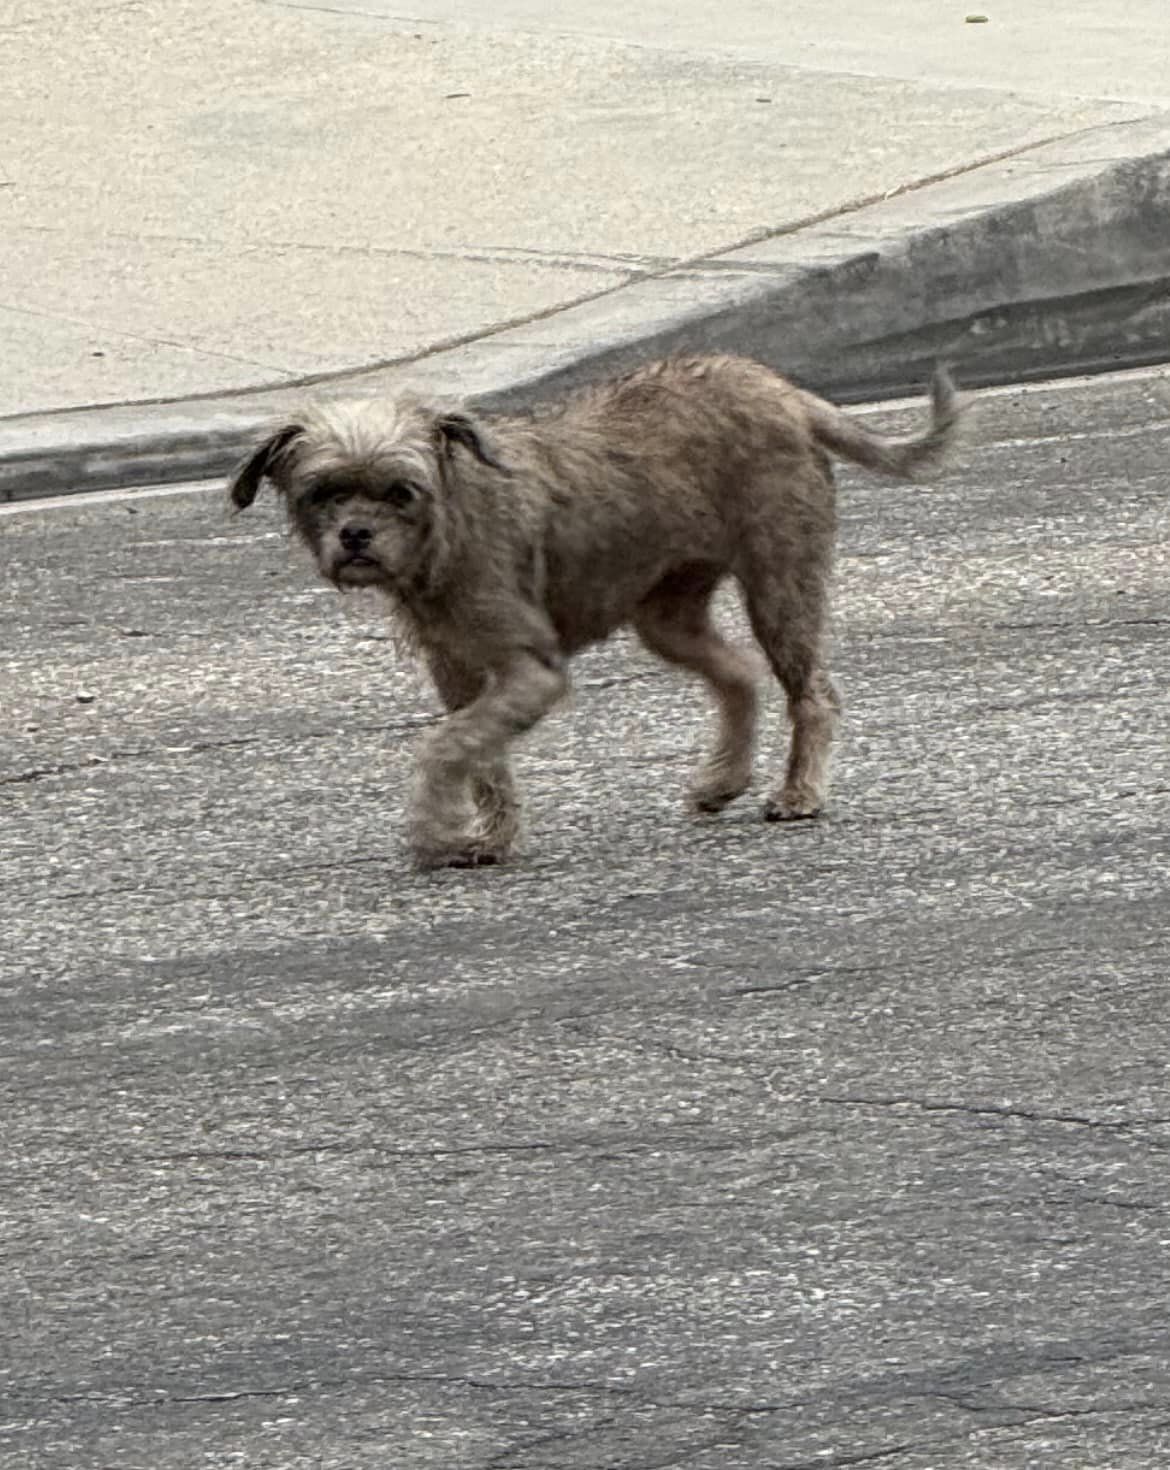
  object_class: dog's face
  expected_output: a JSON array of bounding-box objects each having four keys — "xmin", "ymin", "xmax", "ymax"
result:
[{"xmin": 228, "ymin": 399, "xmax": 508, "ymax": 594}]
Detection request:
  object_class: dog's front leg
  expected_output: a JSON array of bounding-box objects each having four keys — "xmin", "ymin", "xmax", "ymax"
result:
[
  {"xmin": 411, "ymin": 648, "xmax": 567, "ymax": 869},
  {"xmin": 424, "ymin": 651, "xmax": 522, "ymax": 858}
]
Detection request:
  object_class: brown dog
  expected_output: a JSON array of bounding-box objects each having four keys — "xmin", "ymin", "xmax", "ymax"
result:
[{"xmin": 228, "ymin": 355, "xmax": 960, "ymax": 868}]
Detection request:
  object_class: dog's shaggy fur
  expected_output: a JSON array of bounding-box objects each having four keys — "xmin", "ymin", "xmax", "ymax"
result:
[{"xmin": 228, "ymin": 355, "xmax": 961, "ymax": 868}]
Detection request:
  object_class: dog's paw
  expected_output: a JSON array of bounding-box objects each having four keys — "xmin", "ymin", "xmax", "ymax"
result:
[
  {"xmin": 688, "ymin": 763, "xmax": 752, "ymax": 814},
  {"xmin": 690, "ymin": 781, "xmax": 750, "ymax": 814},
  {"xmin": 439, "ymin": 849, "xmax": 505, "ymax": 870},
  {"xmin": 762, "ymin": 789, "xmax": 823, "ymax": 822},
  {"xmin": 412, "ymin": 837, "xmax": 508, "ymax": 871}
]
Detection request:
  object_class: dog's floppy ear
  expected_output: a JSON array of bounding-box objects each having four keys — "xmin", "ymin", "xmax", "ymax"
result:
[
  {"xmin": 435, "ymin": 410, "xmax": 511, "ymax": 474},
  {"xmin": 227, "ymin": 424, "xmax": 304, "ymax": 510}
]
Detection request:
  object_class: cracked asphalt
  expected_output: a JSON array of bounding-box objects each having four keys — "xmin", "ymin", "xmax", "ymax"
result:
[{"xmin": 2, "ymin": 369, "xmax": 1169, "ymax": 1468}]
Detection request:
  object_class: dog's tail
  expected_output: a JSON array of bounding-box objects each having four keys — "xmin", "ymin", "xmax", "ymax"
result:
[{"xmin": 801, "ymin": 365, "xmax": 963, "ymax": 480}]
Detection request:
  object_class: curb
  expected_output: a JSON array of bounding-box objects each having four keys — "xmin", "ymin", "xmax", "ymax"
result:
[{"xmin": 3, "ymin": 114, "xmax": 1170, "ymax": 504}]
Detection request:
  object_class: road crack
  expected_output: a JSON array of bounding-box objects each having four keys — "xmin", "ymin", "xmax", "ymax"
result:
[{"xmin": 816, "ymin": 1094, "xmax": 1153, "ymax": 1129}]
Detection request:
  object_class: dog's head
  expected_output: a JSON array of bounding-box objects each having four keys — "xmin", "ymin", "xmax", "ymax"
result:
[{"xmin": 227, "ymin": 398, "xmax": 509, "ymax": 594}]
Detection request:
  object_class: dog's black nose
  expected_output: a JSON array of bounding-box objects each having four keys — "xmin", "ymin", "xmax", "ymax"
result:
[{"xmin": 339, "ymin": 524, "xmax": 372, "ymax": 552}]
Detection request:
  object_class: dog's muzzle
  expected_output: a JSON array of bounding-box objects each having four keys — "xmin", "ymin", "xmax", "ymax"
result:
[{"xmin": 331, "ymin": 523, "xmax": 384, "ymax": 584}]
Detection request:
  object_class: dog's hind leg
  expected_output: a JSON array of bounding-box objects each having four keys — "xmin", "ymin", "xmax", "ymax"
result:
[
  {"xmin": 633, "ymin": 565, "xmax": 760, "ymax": 813},
  {"xmin": 737, "ymin": 485, "xmax": 840, "ymax": 822}
]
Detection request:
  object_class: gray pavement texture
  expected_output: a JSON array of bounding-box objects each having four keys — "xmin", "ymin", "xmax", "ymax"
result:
[
  {"xmin": 3, "ymin": 1, "xmax": 1170, "ymax": 498},
  {"xmin": 2, "ymin": 369, "xmax": 1169, "ymax": 1468}
]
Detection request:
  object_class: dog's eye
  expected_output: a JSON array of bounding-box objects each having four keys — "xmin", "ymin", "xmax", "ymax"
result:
[{"xmin": 385, "ymin": 480, "xmax": 419, "ymax": 509}]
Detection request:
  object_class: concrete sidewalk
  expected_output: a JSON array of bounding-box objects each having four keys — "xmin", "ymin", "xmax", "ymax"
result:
[{"xmin": 2, "ymin": 0, "xmax": 1169, "ymax": 496}]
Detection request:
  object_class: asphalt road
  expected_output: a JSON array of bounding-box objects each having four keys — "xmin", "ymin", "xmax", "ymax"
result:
[{"xmin": 2, "ymin": 369, "xmax": 1168, "ymax": 1469}]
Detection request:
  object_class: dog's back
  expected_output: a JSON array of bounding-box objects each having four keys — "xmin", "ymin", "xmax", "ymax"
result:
[{"xmin": 537, "ymin": 353, "xmax": 961, "ymax": 484}]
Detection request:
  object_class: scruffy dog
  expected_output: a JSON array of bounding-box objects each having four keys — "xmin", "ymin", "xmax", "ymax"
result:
[{"xmin": 228, "ymin": 355, "xmax": 960, "ymax": 868}]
